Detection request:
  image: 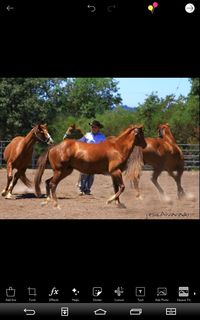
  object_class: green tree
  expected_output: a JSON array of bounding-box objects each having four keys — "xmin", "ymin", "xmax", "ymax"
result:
[
  {"xmin": 62, "ymin": 78, "xmax": 122, "ymax": 118},
  {"xmin": 0, "ymin": 78, "xmax": 67, "ymax": 139},
  {"xmin": 135, "ymin": 93, "xmax": 163, "ymax": 136}
]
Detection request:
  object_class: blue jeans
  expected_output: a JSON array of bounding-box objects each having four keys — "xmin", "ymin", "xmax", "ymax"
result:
[{"xmin": 79, "ymin": 174, "xmax": 94, "ymax": 194}]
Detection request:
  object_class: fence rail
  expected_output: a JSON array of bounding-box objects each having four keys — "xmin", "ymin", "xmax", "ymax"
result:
[{"xmin": 0, "ymin": 141, "xmax": 199, "ymax": 170}]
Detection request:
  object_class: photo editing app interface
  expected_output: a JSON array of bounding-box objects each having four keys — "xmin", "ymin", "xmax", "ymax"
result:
[{"xmin": 0, "ymin": 2, "xmax": 199, "ymax": 320}]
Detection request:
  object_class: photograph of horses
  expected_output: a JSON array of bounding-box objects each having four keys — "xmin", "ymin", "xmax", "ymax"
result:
[{"xmin": 0, "ymin": 78, "xmax": 199, "ymax": 219}]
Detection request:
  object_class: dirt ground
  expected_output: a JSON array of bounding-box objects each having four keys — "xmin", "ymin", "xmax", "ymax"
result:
[{"xmin": 0, "ymin": 169, "xmax": 199, "ymax": 219}]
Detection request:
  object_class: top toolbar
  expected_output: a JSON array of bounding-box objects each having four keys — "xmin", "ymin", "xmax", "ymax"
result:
[{"xmin": 0, "ymin": 0, "xmax": 199, "ymax": 19}]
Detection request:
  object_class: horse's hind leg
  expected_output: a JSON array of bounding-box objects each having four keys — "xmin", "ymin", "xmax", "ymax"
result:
[
  {"xmin": 168, "ymin": 169, "xmax": 185, "ymax": 199},
  {"xmin": 151, "ymin": 169, "xmax": 172, "ymax": 204},
  {"xmin": 151, "ymin": 169, "xmax": 164, "ymax": 195},
  {"xmin": 50, "ymin": 169, "xmax": 73, "ymax": 208},
  {"xmin": 107, "ymin": 170, "xmax": 125, "ymax": 205},
  {"xmin": 46, "ymin": 177, "xmax": 53, "ymax": 200},
  {"xmin": 2, "ymin": 162, "xmax": 13, "ymax": 198},
  {"xmin": 40, "ymin": 177, "xmax": 53, "ymax": 206},
  {"xmin": 132, "ymin": 176, "xmax": 143, "ymax": 200}
]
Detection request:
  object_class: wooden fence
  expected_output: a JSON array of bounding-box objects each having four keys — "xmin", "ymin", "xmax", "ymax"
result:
[{"xmin": 0, "ymin": 141, "xmax": 199, "ymax": 170}]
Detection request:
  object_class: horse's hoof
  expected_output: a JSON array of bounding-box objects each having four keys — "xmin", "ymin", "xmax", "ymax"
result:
[
  {"xmin": 185, "ymin": 193, "xmax": 196, "ymax": 201},
  {"xmin": 5, "ymin": 193, "xmax": 12, "ymax": 199},
  {"xmin": 136, "ymin": 195, "xmax": 143, "ymax": 200},
  {"xmin": 163, "ymin": 195, "xmax": 173, "ymax": 205},
  {"xmin": 53, "ymin": 205, "xmax": 61, "ymax": 210},
  {"xmin": 117, "ymin": 203, "xmax": 126, "ymax": 208},
  {"xmin": 41, "ymin": 201, "xmax": 48, "ymax": 206},
  {"xmin": 1, "ymin": 190, "xmax": 8, "ymax": 197},
  {"xmin": 106, "ymin": 200, "xmax": 112, "ymax": 205}
]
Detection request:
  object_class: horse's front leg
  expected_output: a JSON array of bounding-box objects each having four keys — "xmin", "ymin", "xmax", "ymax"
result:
[
  {"xmin": 7, "ymin": 170, "xmax": 22, "ymax": 196},
  {"xmin": 107, "ymin": 169, "xmax": 125, "ymax": 204},
  {"xmin": 2, "ymin": 162, "xmax": 13, "ymax": 198},
  {"xmin": 111, "ymin": 179, "xmax": 120, "ymax": 205}
]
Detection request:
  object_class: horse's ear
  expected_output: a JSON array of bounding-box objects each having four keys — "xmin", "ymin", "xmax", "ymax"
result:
[{"xmin": 165, "ymin": 123, "xmax": 169, "ymax": 127}]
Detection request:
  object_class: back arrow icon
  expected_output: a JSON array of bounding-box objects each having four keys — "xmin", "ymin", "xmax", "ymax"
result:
[
  {"xmin": 6, "ymin": 5, "xmax": 14, "ymax": 11},
  {"xmin": 24, "ymin": 309, "xmax": 36, "ymax": 316}
]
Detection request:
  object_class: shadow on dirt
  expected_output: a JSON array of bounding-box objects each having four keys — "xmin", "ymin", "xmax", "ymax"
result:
[{"xmin": 15, "ymin": 193, "xmax": 46, "ymax": 199}]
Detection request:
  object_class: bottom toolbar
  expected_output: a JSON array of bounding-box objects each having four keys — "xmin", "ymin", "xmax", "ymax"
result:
[{"xmin": 0, "ymin": 303, "xmax": 200, "ymax": 317}]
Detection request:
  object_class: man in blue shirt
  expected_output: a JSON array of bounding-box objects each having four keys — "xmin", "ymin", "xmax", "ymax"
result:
[{"xmin": 78, "ymin": 120, "xmax": 106, "ymax": 195}]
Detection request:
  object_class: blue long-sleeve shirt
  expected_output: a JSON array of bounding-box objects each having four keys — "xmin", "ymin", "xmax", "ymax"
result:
[{"xmin": 79, "ymin": 131, "xmax": 106, "ymax": 144}]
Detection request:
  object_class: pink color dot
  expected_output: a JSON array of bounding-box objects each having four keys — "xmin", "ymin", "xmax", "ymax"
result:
[{"xmin": 153, "ymin": 2, "xmax": 159, "ymax": 8}]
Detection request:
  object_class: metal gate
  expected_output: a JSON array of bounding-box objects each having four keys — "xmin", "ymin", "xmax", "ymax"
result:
[{"xmin": 0, "ymin": 141, "xmax": 199, "ymax": 170}]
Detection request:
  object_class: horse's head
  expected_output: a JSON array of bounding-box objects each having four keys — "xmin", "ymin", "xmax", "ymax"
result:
[
  {"xmin": 64, "ymin": 124, "xmax": 84, "ymax": 139},
  {"xmin": 33, "ymin": 124, "xmax": 54, "ymax": 144},
  {"xmin": 158, "ymin": 123, "xmax": 170, "ymax": 138},
  {"xmin": 131, "ymin": 125, "xmax": 147, "ymax": 148}
]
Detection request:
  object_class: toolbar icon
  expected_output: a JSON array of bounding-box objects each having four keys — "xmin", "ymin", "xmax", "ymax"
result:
[
  {"xmin": 93, "ymin": 287, "xmax": 102, "ymax": 297},
  {"xmin": 24, "ymin": 309, "xmax": 36, "ymax": 316},
  {"xmin": 185, "ymin": 3, "xmax": 195, "ymax": 13},
  {"xmin": 114, "ymin": 286, "xmax": 124, "ymax": 297},
  {"xmin": 61, "ymin": 307, "xmax": 69, "ymax": 316},
  {"xmin": 130, "ymin": 308, "xmax": 142, "ymax": 316},
  {"xmin": 136, "ymin": 287, "xmax": 145, "ymax": 297},
  {"xmin": 178, "ymin": 286, "xmax": 189, "ymax": 297},
  {"xmin": 148, "ymin": 2, "xmax": 159, "ymax": 14},
  {"xmin": 157, "ymin": 287, "xmax": 167, "ymax": 296},
  {"xmin": 6, "ymin": 287, "xmax": 16, "ymax": 298},
  {"xmin": 49, "ymin": 287, "xmax": 59, "ymax": 296},
  {"xmin": 87, "ymin": 4, "xmax": 96, "ymax": 13},
  {"xmin": 6, "ymin": 5, "xmax": 14, "ymax": 11},
  {"xmin": 94, "ymin": 308, "xmax": 107, "ymax": 315},
  {"xmin": 166, "ymin": 307, "xmax": 176, "ymax": 315},
  {"xmin": 72, "ymin": 288, "xmax": 80, "ymax": 296},
  {"xmin": 27, "ymin": 287, "xmax": 37, "ymax": 296},
  {"xmin": 107, "ymin": 4, "xmax": 116, "ymax": 13}
]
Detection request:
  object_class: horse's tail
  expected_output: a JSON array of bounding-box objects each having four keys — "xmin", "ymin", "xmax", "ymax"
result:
[
  {"xmin": 19, "ymin": 174, "xmax": 32, "ymax": 188},
  {"xmin": 34, "ymin": 148, "xmax": 49, "ymax": 197},
  {"xmin": 124, "ymin": 146, "xmax": 144, "ymax": 182}
]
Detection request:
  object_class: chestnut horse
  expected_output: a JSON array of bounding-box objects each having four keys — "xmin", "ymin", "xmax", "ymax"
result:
[
  {"xmin": 2, "ymin": 124, "xmax": 53, "ymax": 199},
  {"xmin": 126, "ymin": 123, "xmax": 185, "ymax": 201},
  {"xmin": 63, "ymin": 124, "xmax": 84, "ymax": 140},
  {"xmin": 34, "ymin": 125, "xmax": 146, "ymax": 208}
]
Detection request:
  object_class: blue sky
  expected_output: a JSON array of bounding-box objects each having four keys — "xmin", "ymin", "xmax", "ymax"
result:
[{"xmin": 115, "ymin": 78, "xmax": 191, "ymax": 108}]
